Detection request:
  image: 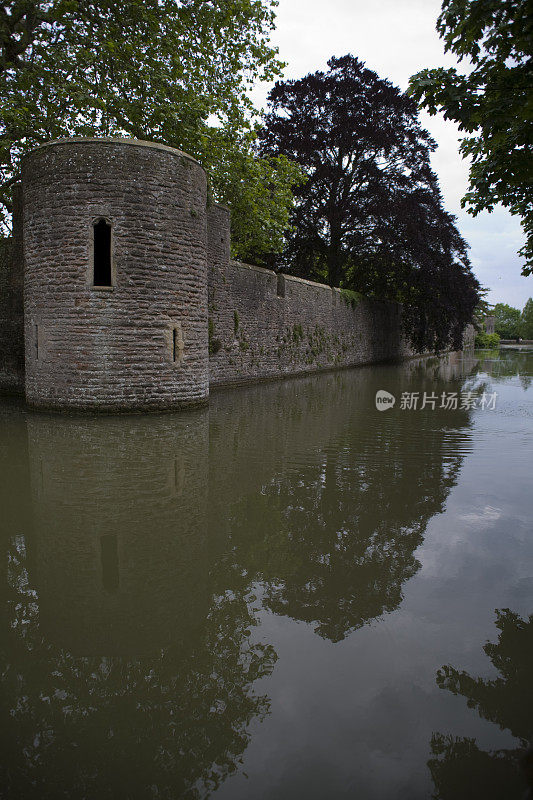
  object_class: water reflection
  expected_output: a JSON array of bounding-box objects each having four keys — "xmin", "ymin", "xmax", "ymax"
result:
[
  {"xmin": 25, "ymin": 412, "xmax": 209, "ymax": 655},
  {"xmin": 1, "ymin": 411, "xmax": 276, "ymax": 799},
  {"xmin": 477, "ymin": 347, "xmax": 533, "ymax": 389},
  {"xmin": 209, "ymin": 352, "xmax": 477, "ymax": 642},
  {"xmin": 429, "ymin": 608, "xmax": 533, "ymax": 799},
  {"xmin": 0, "ymin": 351, "xmax": 481, "ymax": 797},
  {"xmin": 1, "ymin": 533, "xmax": 276, "ymax": 799}
]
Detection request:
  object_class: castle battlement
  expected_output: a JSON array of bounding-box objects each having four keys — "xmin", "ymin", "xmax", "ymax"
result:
[{"xmin": 0, "ymin": 137, "xmax": 472, "ymax": 412}]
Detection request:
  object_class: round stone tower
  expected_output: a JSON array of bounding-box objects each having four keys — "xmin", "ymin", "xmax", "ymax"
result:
[{"xmin": 22, "ymin": 138, "xmax": 209, "ymax": 411}]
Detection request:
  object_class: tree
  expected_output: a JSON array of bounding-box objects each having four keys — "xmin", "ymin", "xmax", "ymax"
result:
[
  {"xmin": 471, "ymin": 290, "xmax": 491, "ymax": 330},
  {"xmin": 520, "ymin": 297, "xmax": 533, "ymax": 339},
  {"xmin": 493, "ymin": 302, "xmax": 521, "ymax": 338},
  {"xmin": 0, "ymin": 0, "xmax": 301, "ymax": 260},
  {"xmin": 409, "ymin": 0, "xmax": 533, "ymax": 276},
  {"xmin": 260, "ymin": 54, "xmax": 480, "ymax": 351},
  {"xmin": 204, "ymin": 125, "xmax": 303, "ymax": 264}
]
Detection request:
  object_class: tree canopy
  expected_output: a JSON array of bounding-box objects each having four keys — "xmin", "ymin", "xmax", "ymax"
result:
[
  {"xmin": 0, "ymin": 0, "xmax": 302, "ymax": 259},
  {"xmin": 409, "ymin": 0, "xmax": 533, "ymax": 276},
  {"xmin": 493, "ymin": 302, "xmax": 522, "ymax": 338},
  {"xmin": 260, "ymin": 54, "xmax": 480, "ymax": 351},
  {"xmin": 520, "ymin": 297, "xmax": 533, "ymax": 339}
]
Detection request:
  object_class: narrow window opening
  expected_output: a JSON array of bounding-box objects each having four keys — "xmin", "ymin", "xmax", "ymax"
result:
[
  {"xmin": 100, "ymin": 534, "xmax": 119, "ymax": 592},
  {"xmin": 277, "ymin": 274, "xmax": 286, "ymax": 298},
  {"xmin": 35, "ymin": 324, "xmax": 39, "ymax": 359},
  {"xmin": 93, "ymin": 219, "xmax": 112, "ymax": 286},
  {"xmin": 173, "ymin": 327, "xmax": 178, "ymax": 362}
]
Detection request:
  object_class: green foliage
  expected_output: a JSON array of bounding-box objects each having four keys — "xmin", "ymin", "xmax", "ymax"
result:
[
  {"xmin": 260, "ymin": 55, "xmax": 480, "ymax": 352},
  {"xmin": 409, "ymin": 0, "xmax": 533, "ymax": 275},
  {"xmin": 205, "ymin": 126, "xmax": 304, "ymax": 263},
  {"xmin": 474, "ymin": 331, "xmax": 500, "ymax": 348},
  {"xmin": 0, "ymin": 0, "xmax": 301, "ymax": 260},
  {"xmin": 493, "ymin": 302, "xmax": 521, "ymax": 339},
  {"xmin": 208, "ymin": 317, "xmax": 221, "ymax": 355},
  {"xmin": 340, "ymin": 289, "xmax": 364, "ymax": 309},
  {"xmin": 292, "ymin": 323, "xmax": 303, "ymax": 342},
  {"xmin": 520, "ymin": 297, "xmax": 533, "ymax": 339}
]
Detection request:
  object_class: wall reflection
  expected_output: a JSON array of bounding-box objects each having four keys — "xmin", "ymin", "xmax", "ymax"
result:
[
  {"xmin": 0, "ymin": 351, "xmax": 479, "ymax": 797},
  {"xmin": 26, "ymin": 411, "xmax": 210, "ymax": 655},
  {"xmin": 1, "ymin": 408, "xmax": 276, "ymax": 798}
]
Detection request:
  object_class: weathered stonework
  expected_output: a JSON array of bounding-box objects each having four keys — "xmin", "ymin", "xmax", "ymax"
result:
[
  {"xmin": 209, "ymin": 258, "xmax": 408, "ymax": 388},
  {"xmin": 23, "ymin": 139, "xmax": 209, "ymax": 411},
  {"xmin": 0, "ymin": 137, "xmax": 473, "ymax": 412}
]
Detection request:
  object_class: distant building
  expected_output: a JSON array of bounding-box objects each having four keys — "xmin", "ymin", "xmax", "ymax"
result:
[{"xmin": 484, "ymin": 315, "xmax": 495, "ymax": 335}]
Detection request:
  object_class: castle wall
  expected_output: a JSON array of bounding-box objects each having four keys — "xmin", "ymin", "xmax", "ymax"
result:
[
  {"xmin": 22, "ymin": 139, "xmax": 209, "ymax": 411},
  {"xmin": 207, "ymin": 204, "xmax": 410, "ymax": 387},
  {"xmin": 0, "ymin": 139, "xmax": 474, "ymax": 412},
  {"xmin": 0, "ymin": 186, "xmax": 24, "ymax": 394}
]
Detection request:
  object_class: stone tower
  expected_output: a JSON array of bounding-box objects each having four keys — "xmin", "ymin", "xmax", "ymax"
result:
[{"xmin": 22, "ymin": 138, "xmax": 209, "ymax": 411}]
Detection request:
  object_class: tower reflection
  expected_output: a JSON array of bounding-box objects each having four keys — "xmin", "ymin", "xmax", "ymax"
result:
[
  {"xmin": 26, "ymin": 411, "xmax": 209, "ymax": 655},
  {"xmin": 0, "ymin": 350, "xmax": 479, "ymax": 798}
]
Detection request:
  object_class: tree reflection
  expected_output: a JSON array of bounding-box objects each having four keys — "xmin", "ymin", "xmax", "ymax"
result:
[
  {"xmin": 0, "ymin": 351, "xmax": 480, "ymax": 796},
  {"xmin": 478, "ymin": 348, "xmax": 533, "ymax": 389},
  {"xmin": 0, "ymin": 412, "xmax": 277, "ymax": 800},
  {"xmin": 429, "ymin": 608, "xmax": 533, "ymax": 799},
  {"xmin": 210, "ymin": 357, "xmax": 475, "ymax": 642},
  {"xmin": 0, "ymin": 537, "xmax": 276, "ymax": 799}
]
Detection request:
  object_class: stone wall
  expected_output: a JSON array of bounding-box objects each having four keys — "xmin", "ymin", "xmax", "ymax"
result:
[
  {"xmin": 23, "ymin": 138, "xmax": 209, "ymax": 412},
  {"xmin": 0, "ymin": 139, "xmax": 474, "ymax": 412},
  {"xmin": 207, "ymin": 203, "xmax": 411, "ymax": 387}
]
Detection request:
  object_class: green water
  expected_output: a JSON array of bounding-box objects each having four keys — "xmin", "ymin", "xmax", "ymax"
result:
[{"xmin": 1, "ymin": 348, "xmax": 532, "ymax": 799}]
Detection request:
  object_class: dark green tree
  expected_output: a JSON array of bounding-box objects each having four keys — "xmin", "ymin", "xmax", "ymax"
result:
[
  {"xmin": 493, "ymin": 302, "xmax": 522, "ymax": 338},
  {"xmin": 0, "ymin": 0, "xmax": 302, "ymax": 260},
  {"xmin": 471, "ymin": 290, "xmax": 491, "ymax": 331},
  {"xmin": 520, "ymin": 297, "xmax": 533, "ymax": 339},
  {"xmin": 409, "ymin": 0, "xmax": 533, "ymax": 275},
  {"xmin": 260, "ymin": 55, "xmax": 480, "ymax": 351}
]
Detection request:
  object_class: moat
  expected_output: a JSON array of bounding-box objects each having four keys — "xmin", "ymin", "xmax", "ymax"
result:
[{"xmin": 1, "ymin": 347, "xmax": 532, "ymax": 799}]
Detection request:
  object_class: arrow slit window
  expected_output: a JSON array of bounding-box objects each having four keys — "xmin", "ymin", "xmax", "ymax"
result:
[{"xmin": 93, "ymin": 219, "xmax": 112, "ymax": 286}]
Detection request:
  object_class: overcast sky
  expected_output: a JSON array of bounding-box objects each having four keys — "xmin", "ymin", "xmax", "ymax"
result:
[{"xmin": 250, "ymin": 0, "xmax": 531, "ymax": 309}]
